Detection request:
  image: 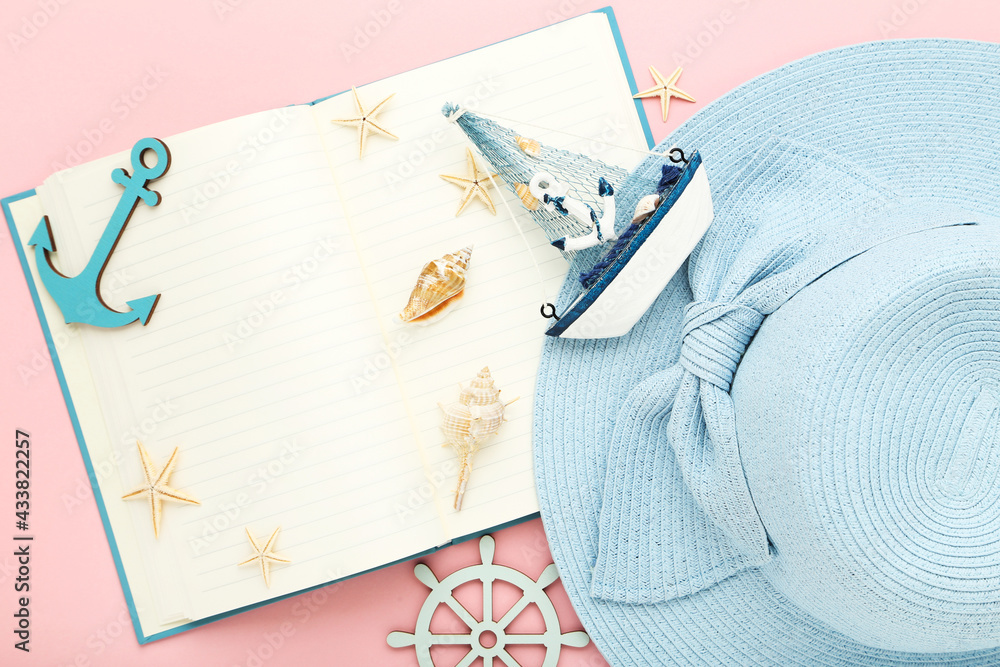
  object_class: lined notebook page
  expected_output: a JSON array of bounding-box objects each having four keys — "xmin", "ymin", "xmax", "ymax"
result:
[
  {"xmin": 18, "ymin": 10, "xmax": 651, "ymax": 639},
  {"xmin": 311, "ymin": 11, "xmax": 648, "ymax": 540},
  {"xmin": 34, "ymin": 108, "xmax": 446, "ymax": 632}
]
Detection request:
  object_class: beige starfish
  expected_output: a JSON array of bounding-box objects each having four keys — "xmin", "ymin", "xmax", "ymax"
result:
[
  {"xmin": 238, "ymin": 526, "xmax": 290, "ymax": 588},
  {"xmin": 439, "ymin": 148, "xmax": 498, "ymax": 216},
  {"xmin": 633, "ymin": 66, "xmax": 696, "ymax": 123},
  {"xmin": 121, "ymin": 442, "xmax": 199, "ymax": 539},
  {"xmin": 330, "ymin": 87, "xmax": 398, "ymax": 158}
]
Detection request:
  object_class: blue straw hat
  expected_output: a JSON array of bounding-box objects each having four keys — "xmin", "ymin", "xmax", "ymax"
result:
[{"xmin": 534, "ymin": 40, "xmax": 1000, "ymax": 665}]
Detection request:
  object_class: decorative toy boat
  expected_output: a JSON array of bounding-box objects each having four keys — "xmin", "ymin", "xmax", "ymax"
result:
[{"xmin": 442, "ymin": 104, "xmax": 713, "ymax": 339}]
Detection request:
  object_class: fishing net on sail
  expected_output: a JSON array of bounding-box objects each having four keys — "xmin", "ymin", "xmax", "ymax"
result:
[{"xmin": 443, "ymin": 104, "xmax": 629, "ymax": 250}]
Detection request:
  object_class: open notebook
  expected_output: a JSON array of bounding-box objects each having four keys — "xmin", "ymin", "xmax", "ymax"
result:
[{"xmin": 3, "ymin": 8, "xmax": 652, "ymax": 642}]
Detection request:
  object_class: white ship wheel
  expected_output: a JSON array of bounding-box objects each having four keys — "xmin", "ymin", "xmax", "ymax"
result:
[{"xmin": 387, "ymin": 535, "xmax": 590, "ymax": 666}]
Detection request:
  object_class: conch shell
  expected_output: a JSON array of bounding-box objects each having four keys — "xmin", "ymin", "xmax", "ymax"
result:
[
  {"xmin": 514, "ymin": 183, "xmax": 540, "ymax": 211},
  {"xmin": 399, "ymin": 246, "xmax": 473, "ymax": 325},
  {"xmin": 439, "ymin": 367, "xmax": 518, "ymax": 510},
  {"xmin": 514, "ymin": 135, "xmax": 541, "ymax": 157}
]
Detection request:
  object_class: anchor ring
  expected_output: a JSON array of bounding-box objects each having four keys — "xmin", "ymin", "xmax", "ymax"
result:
[{"xmin": 130, "ymin": 137, "xmax": 171, "ymax": 180}]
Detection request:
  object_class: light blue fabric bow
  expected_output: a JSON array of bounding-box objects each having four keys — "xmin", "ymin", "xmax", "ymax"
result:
[{"xmin": 590, "ymin": 138, "xmax": 977, "ymax": 603}]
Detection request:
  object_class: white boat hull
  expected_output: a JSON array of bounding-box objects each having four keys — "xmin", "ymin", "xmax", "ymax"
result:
[{"xmin": 546, "ymin": 155, "xmax": 713, "ymax": 339}]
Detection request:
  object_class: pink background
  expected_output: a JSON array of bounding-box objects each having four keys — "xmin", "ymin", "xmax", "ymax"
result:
[{"xmin": 0, "ymin": 1, "xmax": 996, "ymax": 665}]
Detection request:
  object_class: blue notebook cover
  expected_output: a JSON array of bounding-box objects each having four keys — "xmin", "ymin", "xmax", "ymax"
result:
[{"xmin": 2, "ymin": 6, "xmax": 652, "ymax": 643}]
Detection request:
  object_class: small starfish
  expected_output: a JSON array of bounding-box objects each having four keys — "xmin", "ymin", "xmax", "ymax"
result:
[
  {"xmin": 330, "ymin": 87, "xmax": 398, "ymax": 158},
  {"xmin": 238, "ymin": 526, "xmax": 290, "ymax": 588},
  {"xmin": 633, "ymin": 66, "xmax": 696, "ymax": 123},
  {"xmin": 121, "ymin": 442, "xmax": 199, "ymax": 539},
  {"xmin": 439, "ymin": 148, "xmax": 498, "ymax": 216}
]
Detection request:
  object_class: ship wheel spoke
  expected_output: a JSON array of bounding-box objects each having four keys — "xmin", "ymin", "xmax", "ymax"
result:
[
  {"xmin": 497, "ymin": 649, "xmax": 523, "ymax": 667},
  {"xmin": 442, "ymin": 596, "xmax": 478, "ymax": 628},
  {"xmin": 483, "ymin": 577, "xmax": 494, "ymax": 622},
  {"xmin": 504, "ymin": 633, "xmax": 553, "ymax": 644},
  {"xmin": 455, "ymin": 650, "xmax": 478, "ymax": 667},
  {"xmin": 427, "ymin": 633, "xmax": 474, "ymax": 645},
  {"xmin": 497, "ymin": 594, "xmax": 532, "ymax": 629}
]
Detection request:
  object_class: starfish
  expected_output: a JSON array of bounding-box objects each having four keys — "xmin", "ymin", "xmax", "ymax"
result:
[
  {"xmin": 121, "ymin": 442, "xmax": 199, "ymax": 539},
  {"xmin": 439, "ymin": 148, "xmax": 498, "ymax": 216},
  {"xmin": 238, "ymin": 526, "xmax": 290, "ymax": 588},
  {"xmin": 330, "ymin": 87, "xmax": 398, "ymax": 158},
  {"xmin": 633, "ymin": 66, "xmax": 696, "ymax": 123}
]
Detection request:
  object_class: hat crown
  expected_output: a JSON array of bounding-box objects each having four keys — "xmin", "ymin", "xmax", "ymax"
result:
[{"xmin": 734, "ymin": 223, "xmax": 1000, "ymax": 652}]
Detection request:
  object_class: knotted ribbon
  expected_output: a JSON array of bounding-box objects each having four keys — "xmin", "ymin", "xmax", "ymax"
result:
[{"xmin": 590, "ymin": 137, "xmax": 978, "ymax": 604}]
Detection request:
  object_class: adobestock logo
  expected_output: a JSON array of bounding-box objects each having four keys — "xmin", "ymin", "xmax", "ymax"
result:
[
  {"xmin": 670, "ymin": 0, "xmax": 755, "ymax": 68},
  {"xmin": 877, "ymin": 0, "xmax": 932, "ymax": 37},
  {"xmin": 7, "ymin": 0, "xmax": 72, "ymax": 53},
  {"xmin": 50, "ymin": 66, "xmax": 168, "ymax": 172},
  {"xmin": 339, "ymin": 0, "xmax": 404, "ymax": 63}
]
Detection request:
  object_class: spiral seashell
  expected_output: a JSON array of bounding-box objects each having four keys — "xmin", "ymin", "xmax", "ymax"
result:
[
  {"xmin": 468, "ymin": 402, "xmax": 506, "ymax": 441},
  {"xmin": 632, "ymin": 193, "xmax": 662, "ymax": 223},
  {"xmin": 439, "ymin": 367, "xmax": 518, "ymax": 511},
  {"xmin": 399, "ymin": 246, "xmax": 473, "ymax": 324},
  {"xmin": 440, "ymin": 402, "xmax": 475, "ymax": 448},
  {"xmin": 514, "ymin": 182, "xmax": 540, "ymax": 211},
  {"xmin": 459, "ymin": 367, "xmax": 502, "ymax": 406},
  {"xmin": 514, "ymin": 135, "xmax": 541, "ymax": 157}
]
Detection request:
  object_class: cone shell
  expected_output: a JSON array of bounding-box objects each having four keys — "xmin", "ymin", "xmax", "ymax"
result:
[
  {"xmin": 515, "ymin": 135, "xmax": 541, "ymax": 157},
  {"xmin": 632, "ymin": 193, "xmax": 661, "ymax": 223},
  {"xmin": 399, "ymin": 246, "xmax": 472, "ymax": 323},
  {"xmin": 514, "ymin": 183, "xmax": 540, "ymax": 211}
]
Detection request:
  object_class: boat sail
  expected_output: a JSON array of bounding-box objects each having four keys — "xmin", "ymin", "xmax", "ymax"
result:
[{"xmin": 442, "ymin": 104, "xmax": 713, "ymax": 339}]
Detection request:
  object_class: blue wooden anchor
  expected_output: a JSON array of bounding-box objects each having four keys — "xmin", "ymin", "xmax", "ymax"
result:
[{"xmin": 28, "ymin": 137, "xmax": 170, "ymax": 328}]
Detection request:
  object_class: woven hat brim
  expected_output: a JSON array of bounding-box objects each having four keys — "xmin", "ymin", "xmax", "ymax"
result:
[{"xmin": 534, "ymin": 39, "xmax": 1000, "ymax": 666}]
